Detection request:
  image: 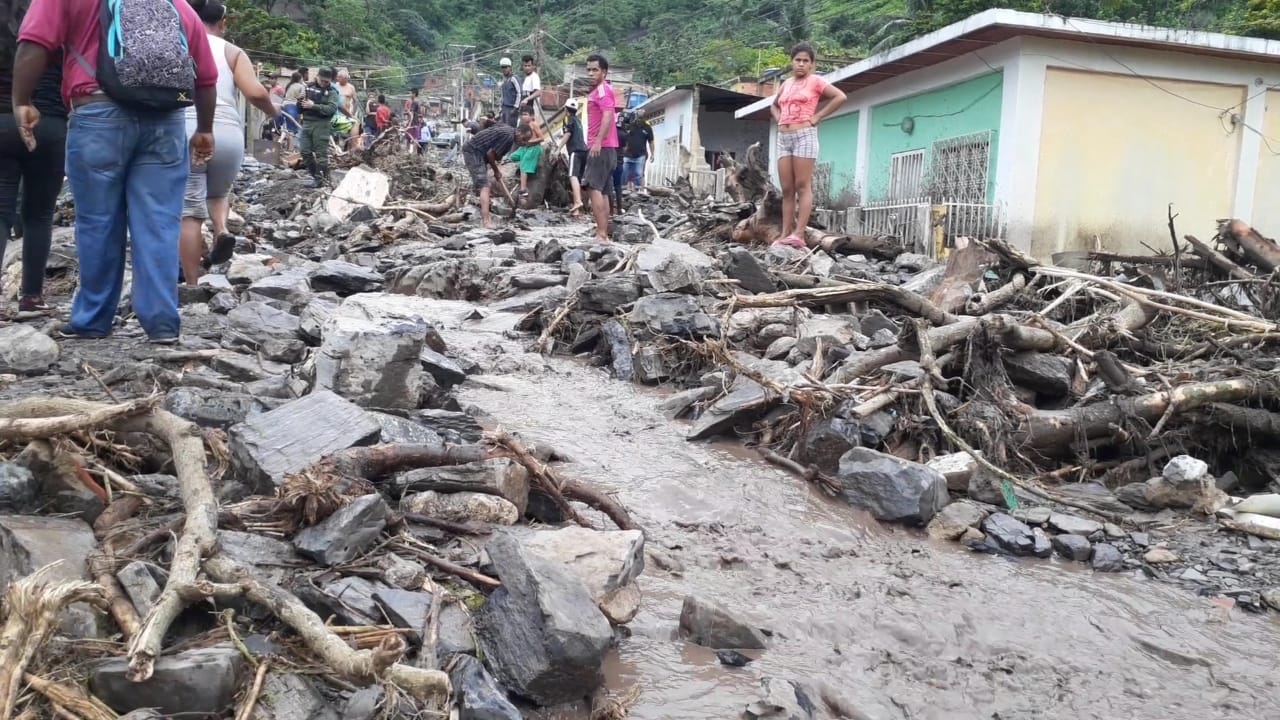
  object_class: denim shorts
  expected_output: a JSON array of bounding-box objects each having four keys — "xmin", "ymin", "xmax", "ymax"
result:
[{"xmin": 778, "ymin": 127, "xmax": 819, "ymax": 159}]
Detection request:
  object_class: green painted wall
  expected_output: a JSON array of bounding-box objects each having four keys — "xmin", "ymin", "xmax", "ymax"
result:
[
  {"xmin": 866, "ymin": 72, "xmax": 1003, "ymax": 202},
  {"xmin": 818, "ymin": 111, "xmax": 859, "ymax": 203}
]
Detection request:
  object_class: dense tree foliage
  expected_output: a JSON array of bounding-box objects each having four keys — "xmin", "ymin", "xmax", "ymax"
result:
[{"xmin": 220, "ymin": 0, "xmax": 1272, "ymax": 91}]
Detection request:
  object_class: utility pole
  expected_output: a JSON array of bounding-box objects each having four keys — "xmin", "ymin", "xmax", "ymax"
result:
[{"xmin": 534, "ymin": 0, "xmax": 544, "ymax": 66}]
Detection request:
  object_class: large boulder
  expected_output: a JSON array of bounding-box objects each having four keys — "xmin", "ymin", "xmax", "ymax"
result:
[
  {"xmin": 926, "ymin": 500, "xmax": 989, "ymax": 541},
  {"xmin": 292, "ymin": 494, "xmax": 389, "ymax": 565},
  {"xmin": 679, "ymin": 595, "xmax": 767, "ymax": 649},
  {"xmin": 517, "ymin": 527, "xmax": 645, "ymax": 624},
  {"xmin": 628, "ymin": 293, "xmax": 719, "ymax": 338},
  {"xmin": 475, "ymin": 532, "xmax": 612, "ymax": 705},
  {"xmin": 91, "ymin": 647, "xmax": 245, "ymax": 716},
  {"xmin": 0, "ymin": 514, "xmax": 99, "ymax": 637},
  {"xmin": 0, "ymin": 324, "xmax": 59, "ymax": 374},
  {"xmin": 834, "ymin": 448, "xmax": 949, "ymax": 525},
  {"xmin": 314, "ymin": 293, "xmax": 439, "ymax": 408},
  {"xmin": 449, "ymin": 654, "xmax": 521, "ymax": 720}
]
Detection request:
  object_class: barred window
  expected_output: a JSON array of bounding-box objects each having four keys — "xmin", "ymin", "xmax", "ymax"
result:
[
  {"xmin": 888, "ymin": 149, "xmax": 925, "ymax": 201},
  {"xmin": 930, "ymin": 131, "xmax": 992, "ymax": 203}
]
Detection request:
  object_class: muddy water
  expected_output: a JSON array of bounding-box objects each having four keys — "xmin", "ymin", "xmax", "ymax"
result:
[{"xmin": 426, "ymin": 298, "xmax": 1280, "ymax": 720}]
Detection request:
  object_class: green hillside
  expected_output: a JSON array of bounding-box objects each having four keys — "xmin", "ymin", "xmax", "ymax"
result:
[{"xmin": 222, "ymin": 0, "xmax": 1276, "ymax": 92}]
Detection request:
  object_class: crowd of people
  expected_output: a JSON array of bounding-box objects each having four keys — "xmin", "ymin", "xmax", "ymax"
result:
[{"xmin": 2, "ymin": 0, "xmax": 843, "ymax": 337}]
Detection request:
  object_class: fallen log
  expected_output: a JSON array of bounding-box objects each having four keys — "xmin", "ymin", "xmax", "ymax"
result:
[
  {"xmin": 965, "ymin": 272, "xmax": 1027, "ymax": 315},
  {"xmin": 732, "ymin": 280, "xmax": 957, "ymax": 326},
  {"xmin": 0, "ymin": 396, "xmax": 158, "ymax": 441},
  {"xmin": 1218, "ymin": 218, "xmax": 1280, "ymax": 271},
  {"xmin": 1185, "ymin": 234, "xmax": 1256, "ymax": 281},
  {"xmin": 318, "ymin": 443, "xmax": 494, "ymax": 481}
]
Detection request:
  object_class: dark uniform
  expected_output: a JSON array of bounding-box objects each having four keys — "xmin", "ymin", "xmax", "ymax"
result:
[{"xmin": 299, "ymin": 81, "xmax": 341, "ymax": 187}]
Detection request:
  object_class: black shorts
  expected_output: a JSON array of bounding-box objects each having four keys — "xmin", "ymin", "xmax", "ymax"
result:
[
  {"xmin": 569, "ymin": 151, "xmax": 588, "ymax": 179},
  {"xmin": 582, "ymin": 148, "xmax": 617, "ymax": 190},
  {"xmin": 463, "ymin": 150, "xmax": 490, "ymax": 190}
]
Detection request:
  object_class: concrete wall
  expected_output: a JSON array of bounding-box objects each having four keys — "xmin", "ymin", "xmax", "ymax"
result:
[
  {"xmin": 865, "ymin": 72, "xmax": 1004, "ymax": 202},
  {"xmin": 696, "ymin": 108, "xmax": 769, "ymax": 163},
  {"xmin": 1252, "ymin": 89, "xmax": 1280, "ymax": 235},
  {"xmin": 1032, "ymin": 68, "xmax": 1244, "ymax": 257},
  {"xmin": 818, "ymin": 111, "xmax": 860, "ymax": 204},
  {"xmin": 645, "ymin": 90, "xmax": 694, "ymax": 184}
]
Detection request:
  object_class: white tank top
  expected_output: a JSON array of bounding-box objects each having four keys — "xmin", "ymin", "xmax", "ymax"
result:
[{"xmin": 186, "ymin": 32, "xmax": 242, "ymax": 128}]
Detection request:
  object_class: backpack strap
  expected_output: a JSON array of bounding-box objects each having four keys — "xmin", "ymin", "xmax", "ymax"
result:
[{"xmin": 69, "ymin": 45, "xmax": 94, "ymax": 75}]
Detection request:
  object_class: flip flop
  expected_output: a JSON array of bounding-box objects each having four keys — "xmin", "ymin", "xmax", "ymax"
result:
[{"xmin": 772, "ymin": 234, "xmax": 807, "ymax": 249}]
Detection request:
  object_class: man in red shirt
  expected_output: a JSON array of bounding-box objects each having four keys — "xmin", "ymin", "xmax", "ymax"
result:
[
  {"xmin": 12, "ymin": 0, "xmax": 218, "ymax": 343},
  {"xmin": 583, "ymin": 53, "xmax": 619, "ymax": 243}
]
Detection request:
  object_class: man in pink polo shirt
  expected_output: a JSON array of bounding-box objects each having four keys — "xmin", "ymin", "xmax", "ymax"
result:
[
  {"xmin": 583, "ymin": 53, "xmax": 618, "ymax": 243},
  {"xmin": 12, "ymin": 0, "xmax": 218, "ymax": 343}
]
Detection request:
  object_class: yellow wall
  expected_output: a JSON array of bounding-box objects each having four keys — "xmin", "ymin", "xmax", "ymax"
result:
[
  {"xmin": 1251, "ymin": 90, "xmax": 1280, "ymax": 235},
  {"xmin": 1032, "ymin": 69, "xmax": 1243, "ymax": 258}
]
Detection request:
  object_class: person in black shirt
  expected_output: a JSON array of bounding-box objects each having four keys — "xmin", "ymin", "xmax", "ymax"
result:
[
  {"xmin": 560, "ymin": 97, "xmax": 587, "ymax": 217},
  {"xmin": 1, "ymin": 8, "xmax": 65, "ymax": 319},
  {"xmin": 463, "ymin": 123, "xmax": 531, "ymax": 228},
  {"xmin": 621, "ymin": 112, "xmax": 653, "ymax": 191}
]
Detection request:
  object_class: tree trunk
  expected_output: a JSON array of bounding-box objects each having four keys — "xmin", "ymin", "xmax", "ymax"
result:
[{"xmin": 1218, "ymin": 218, "xmax": 1280, "ymax": 271}]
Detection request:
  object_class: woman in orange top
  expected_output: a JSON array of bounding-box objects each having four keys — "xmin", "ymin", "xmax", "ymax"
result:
[{"xmin": 771, "ymin": 42, "xmax": 847, "ymax": 248}]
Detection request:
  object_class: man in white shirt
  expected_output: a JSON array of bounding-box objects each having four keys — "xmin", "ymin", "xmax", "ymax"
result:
[{"xmin": 520, "ymin": 54, "xmax": 542, "ymax": 117}]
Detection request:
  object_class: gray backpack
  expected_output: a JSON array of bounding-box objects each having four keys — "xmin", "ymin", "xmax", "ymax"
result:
[{"xmin": 72, "ymin": 0, "xmax": 197, "ymax": 111}]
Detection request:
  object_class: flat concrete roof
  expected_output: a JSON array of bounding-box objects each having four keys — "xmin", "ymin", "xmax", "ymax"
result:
[{"xmin": 737, "ymin": 9, "xmax": 1280, "ymax": 119}]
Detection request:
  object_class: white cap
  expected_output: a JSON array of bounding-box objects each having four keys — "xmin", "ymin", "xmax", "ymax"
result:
[
  {"xmin": 564, "ymin": 97, "xmax": 579, "ymax": 110},
  {"xmin": 499, "ymin": 57, "xmax": 512, "ymax": 67}
]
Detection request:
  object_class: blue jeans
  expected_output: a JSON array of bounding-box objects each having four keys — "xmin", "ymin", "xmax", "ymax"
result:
[
  {"xmin": 623, "ymin": 156, "xmax": 646, "ymax": 187},
  {"xmin": 65, "ymin": 102, "xmax": 187, "ymax": 337}
]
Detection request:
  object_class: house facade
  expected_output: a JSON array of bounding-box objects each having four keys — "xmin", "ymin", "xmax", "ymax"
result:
[
  {"xmin": 639, "ymin": 84, "xmax": 770, "ymax": 197},
  {"xmin": 736, "ymin": 10, "xmax": 1280, "ymax": 257}
]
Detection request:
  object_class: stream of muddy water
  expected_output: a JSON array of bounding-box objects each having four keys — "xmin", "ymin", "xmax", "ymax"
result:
[{"xmin": 423, "ymin": 295, "xmax": 1279, "ymax": 720}]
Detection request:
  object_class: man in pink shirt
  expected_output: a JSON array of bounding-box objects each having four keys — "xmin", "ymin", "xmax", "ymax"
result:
[
  {"xmin": 583, "ymin": 53, "xmax": 618, "ymax": 243},
  {"xmin": 12, "ymin": 0, "xmax": 218, "ymax": 343}
]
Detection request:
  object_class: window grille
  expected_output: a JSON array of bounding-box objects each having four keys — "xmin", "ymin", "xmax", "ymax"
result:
[
  {"xmin": 930, "ymin": 131, "xmax": 991, "ymax": 203},
  {"xmin": 888, "ymin": 149, "xmax": 924, "ymax": 201}
]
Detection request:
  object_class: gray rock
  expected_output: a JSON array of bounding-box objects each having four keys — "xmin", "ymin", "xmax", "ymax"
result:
[
  {"xmin": 378, "ymin": 552, "xmax": 425, "ymax": 590},
  {"xmin": 981, "ymin": 513, "xmax": 1037, "ymax": 556},
  {"xmin": 118, "ymin": 712, "xmax": 165, "ymax": 720},
  {"xmin": 299, "ymin": 293, "xmax": 341, "ymax": 342},
  {"xmin": 412, "ymin": 409, "xmax": 485, "ymax": 444},
  {"xmin": 372, "ymin": 589, "xmax": 433, "ymax": 642},
  {"xmin": 450, "ymin": 654, "xmax": 521, "ymax": 720},
  {"xmin": 343, "ymin": 686, "xmax": 384, "ymax": 720},
  {"xmin": 796, "ymin": 316, "xmax": 861, "ymax": 355},
  {"xmin": 645, "ymin": 254, "xmax": 700, "ymax": 293},
  {"xmin": 859, "ymin": 309, "xmax": 900, "ymax": 337},
  {"xmin": 293, "ymin": 494, "xmax": 389, "ymax": 565},
  {"xmin": 295, "ymin": 576, "xmax": 389, "ymax": 625},
  {"xmin": 226, "ymin": 301, "xmax": 302, "ymax": 344},
  {"xmin": 309, "ymin": 259, "xmax": 386, "ymax": 295},
  {"xmin": 869, "ymin": 328, "xmax": 897, "ymax": 348},
  {"xmin": 250, "ymin": 673, "xmax": 339, "ymax": 720},
  {"xmin": 744, "ymin": 677, "xmax": 814, "ymax": 720},
  {"xmin": 1003, "ymin": 352, "xmax": 1074, "ymax": 396},
  {"xmin": 893, "ymin": 252, "xmax": 935, "ymax": 272},
  {"xmin": 1054, "ymin": 482, "xmax": 1133, "ymax": 515},
  {"xmin": 315, "ymin": 293, "xmax": 434, "ymax": 408},
  {"xmin": 799, "ymin": 418, "xmax": 876, "ymax": 474},
  {"xmin": 164, "ymin": 387, "xmax": 262, "ymax": 429},
  {"xmin": 722, "ymin": 248, "xmax": 776, "ymax": 294},
  {"xmin": 600, "ymin": 318, "xmax": 635, "ymax": 382},
  {"xmin": 402, "ymin": 491, "xmax": 519, "ymax": 525},
  {"xmin": 1179, "ymin": 567, "xmax": 1210, "ymax": 583},
  {"xmin": 476, "ymin": 532, "xmax": 612, "ymax": 705},
  {"xmin": 1031, "ymin": 527, "xmax": 1053, "ymax": 558},
  {"xmin": 1163, "ymin": 455, "xmax": 1209, "ymax": 484},
  {"xmin": 229, "ymin": 390, "xmax": 381, "ymax": 494},
  {"xmin": 926, "ymin": 501, "xmax": 989, "ymax": 541},
  {"xmin": 657, "ymin": 386, "xmax": 717, "ymax": 419},
  {"xmin": 1048, "ymin": 513, "xmax": 1104, "ymax": 537},
  {"xmin": 834, "ymin": 448, "xmax": 949, "ymax": 525},
  {"xmin": 688, "ymin": 354, "xmax": 799, "ymax": 440},
  {"xmin": 577, "ymin": 275, "xmax": 641, "ymax": 313},
  {"xmin": 900, "ymin": 265, "xmax": 947, "ymax": 295},
  {"xmin": 628, "ymin": 293, "xmax": 719, "ymax": 338},
  {"xmin": 518, "ymin": 527, "xmax": 645, "ymax": 624},
  {"xmin": 208, "ymin": 291, "xmax": 240, "ymax": 313},
  {"xmin": 369, "ymin": 411, "xmax": 445, "ymax": 445},
  {"xmin": 245, "ymin": 271, "xmax": 313, "ymax": 309},
  {"xmin": 0, "ymin": 514, "xmax": 100, "ymax": 637},
  {"xmin": 216, "ymin": 530, "xmax": 302, "ymax": 586},
  {"xmin": 90, "ymin": 647, "xmax": 245, "ymax": 716},
  {"xmin": 1011, "ymin": 506, "xmax": 1052, "ymax": 525},
  {"xmin": 1051, "ymin": 533, "xmax": 1093, "ymax": 562},
  {"xmin": 1090, "ymin": 543, "xmax": 1125, "ymax": 572},
  {"xmin": 210, "ymin": 350, "xmax": 292, "ymax": 382},
  {"xmin": 227, "ymin": 254, "xmax": 277, "ymax": 284},
  {"xmin": 393, "ymin": 459, "xmax": 529, "ymax": 514},
  {"xmin": 439, "ymin": 602, "xmax": 478, "ymax": 658},
  {"xmin": 927, "ymin": 452, "xmax": 978, "ymax": 493},
  {"xmin": 764, "ymin": 336, "xmax": 797, "ymax": 360},
  {"xmin": 116, "ymin": 561, "xmax": 162, "ymax": 616},
  {"xmin": 0, "ymin": 324, "xmax": 59, "ymax": 373},
  {"xmin": 420, "ymin": 347, "xmax": 468, "ymax": 388},
  {"xmin": 679, "ymin": 595, "xmax": 767, "ymax": 649},
  {"xmin": 968, "ymin": 469, "xmax": 1011, "ymax": 508},
  {"xmin": 0, "ymin": 462, "xmax": 38, "ymax": 513}
]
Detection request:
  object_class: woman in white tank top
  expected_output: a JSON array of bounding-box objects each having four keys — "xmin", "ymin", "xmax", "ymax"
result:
[{"xmin": 180, "ymin": 0, "xmax": 281, "ymax": 285}]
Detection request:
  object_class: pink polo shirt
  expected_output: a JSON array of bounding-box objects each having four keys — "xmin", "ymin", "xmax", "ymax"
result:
[
  {"xmin": 775, "ymin": 74, "xmax": 830, "ymax": 126},
  {"xmin": 19, "ymin": 0, "xmax": 218, "ymax": 108},
  {"xmin": 587, "ymin": 80, "xmax": 618, "ymax": 149}
]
